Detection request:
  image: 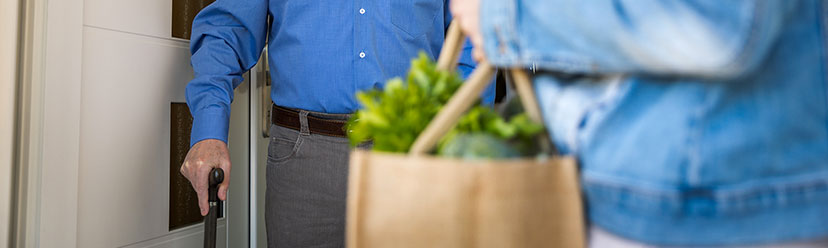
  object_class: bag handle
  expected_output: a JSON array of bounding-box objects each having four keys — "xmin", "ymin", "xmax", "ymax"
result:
[{"xmin": 409, "ymin": 21, "xmax": 544, "ymax": 155}]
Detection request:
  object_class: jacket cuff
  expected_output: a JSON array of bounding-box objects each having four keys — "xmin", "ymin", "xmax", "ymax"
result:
[
  {"xmin": 189, "ymin": 107, "xmax": 230, "ymax": 147},
  {"xmin": 480, "ymin": 0, "xmax": 522, "ymax": 68}
]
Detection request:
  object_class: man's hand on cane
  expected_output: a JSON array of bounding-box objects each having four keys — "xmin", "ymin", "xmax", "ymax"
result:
[{"xmin": 180, "ymin": 139, "xmax": 232, "ymax": 216}]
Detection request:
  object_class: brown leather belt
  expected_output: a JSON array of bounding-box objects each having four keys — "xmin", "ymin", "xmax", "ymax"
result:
[{"xmin": 271, "ymin": 105, "xmax": 348, "ymax": 137}]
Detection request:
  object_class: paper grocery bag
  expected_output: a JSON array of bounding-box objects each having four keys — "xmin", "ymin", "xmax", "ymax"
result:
[
  {"xmin": 345, "ymin": 21, "xmax": 586, "ymax": 248},
  {"xmin": 346, "ymin": 151, "xmax": 585, "ymax": 248}
]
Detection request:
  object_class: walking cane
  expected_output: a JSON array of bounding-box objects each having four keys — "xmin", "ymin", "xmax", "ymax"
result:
[{"xmin": 204, "ymin": 168, "xmax": 224, "ymax": 248}]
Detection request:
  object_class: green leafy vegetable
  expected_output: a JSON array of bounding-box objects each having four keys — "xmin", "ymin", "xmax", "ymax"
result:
[
  {"xmin": 347, "ymin": 53, "xmax": 462, "ymax": 152},
  {"xmin": 347, "ymin": 52, "xmax": 544, "ymax": 157},
  {"xmin": 439, "ymin": 107, "xmax": 543, "ymax": 157}
]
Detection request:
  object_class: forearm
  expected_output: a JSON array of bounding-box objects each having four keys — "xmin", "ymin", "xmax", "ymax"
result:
[
  {"xmin": 480, "ymin": 0, "xmax": 794, "ymax": 78},
  {"xmin": 186, "ymin": 0, "xmax": 268, "ymax": 146}
]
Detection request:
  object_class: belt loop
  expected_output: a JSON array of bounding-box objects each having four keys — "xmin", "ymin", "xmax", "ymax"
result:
[{"xmin": 298, "ymin": 110, "xmax": 310, "ymax": 136}]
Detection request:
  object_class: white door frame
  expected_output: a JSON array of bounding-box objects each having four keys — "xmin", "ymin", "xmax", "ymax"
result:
[
  {"xmin": 1, "ymin": 0, "xmax": 22, "ymax": 246},
  {"xmin": 14, "ymin": 0, "xmax": 87, "ymax": 246}
]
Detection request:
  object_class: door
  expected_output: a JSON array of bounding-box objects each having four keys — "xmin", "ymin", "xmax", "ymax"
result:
[
  {"xmin": 0, "ymin": 0, "xmax": 19, "ymax": 245},
  {"xmin": 250, "ymin": 48, "xmax": 272, "ymax": 248},
  {"xmin": 76, "ymin": 0, "xmax": 250, "ymax": 247}
]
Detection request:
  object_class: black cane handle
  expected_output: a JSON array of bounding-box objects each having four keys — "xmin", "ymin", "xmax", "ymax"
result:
[
  {"xmin": 208, "ymin": 168, "xmax": 224, "ymax": 202},
  {"xmin": 204, "ymin": 168, "xmax": 224, "ymax": 248}
]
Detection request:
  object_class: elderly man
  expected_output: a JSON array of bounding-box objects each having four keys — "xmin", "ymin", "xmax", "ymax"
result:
[{"xmin": 179, "ymin": 0, "xmax": 493, "ymax": 247}]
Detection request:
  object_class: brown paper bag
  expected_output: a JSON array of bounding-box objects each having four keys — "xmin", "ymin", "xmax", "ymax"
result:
[{"xmin": 346, "ymin": 21, "xmax": 586, "ymax": 248}]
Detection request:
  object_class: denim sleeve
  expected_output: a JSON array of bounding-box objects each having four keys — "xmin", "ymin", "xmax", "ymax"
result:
[
  {"xmin": 186, "ymin": 0, "xmax": 268, "ymax": 147},
  {"xmin": 480, "ymin": 0, "xmax": 795, "ymax": 78}
]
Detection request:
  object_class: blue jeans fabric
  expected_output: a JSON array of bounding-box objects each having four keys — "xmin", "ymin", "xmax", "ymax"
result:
[{"xmin": 481, "ymin": 0, "xmax": 828, "ymax": 246}]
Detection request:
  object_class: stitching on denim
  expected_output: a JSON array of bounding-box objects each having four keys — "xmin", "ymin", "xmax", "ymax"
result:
[
  {"xmin": 712, "ymin": 178, "xmax": 828, "ymax": 213},
  {"xmin": 271, "ymin": 136, "xmax": 294, "ymax": 144},
  {"xmin": 268, "ymin": 133, "xmax": 304, "ymax": 163},
  {"xmin": 298, "ymin": 110, "xmax": 310, "ymax": 136},
  {"xmin": 584, "ymin": 170, "xmax": 828, "ymax": 214},
  {"xmin": 483, "ymin": 0, "xmax": 523, "ymax": 67},
  {"xmin": 489, "ymin": 0, "xmax": 521, "ymax": 67},
  {"xmin": 686, "ymin": 84, "xmax": 713, "ymax": 186}
]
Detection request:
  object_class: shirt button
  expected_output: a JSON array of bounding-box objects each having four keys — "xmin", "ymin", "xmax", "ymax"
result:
[
  {"xmin": 359, "ymin": 8, "xmax": 366, "ymax": 14},
  {"xmin": 359, "ymin": 52, "xmax": 366, "ymax": 58}
]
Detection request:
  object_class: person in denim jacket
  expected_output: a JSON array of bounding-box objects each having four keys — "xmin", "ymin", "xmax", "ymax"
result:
[{"xmin": 452, "ymin": 0, "xmax": 828, "ymax": 247}]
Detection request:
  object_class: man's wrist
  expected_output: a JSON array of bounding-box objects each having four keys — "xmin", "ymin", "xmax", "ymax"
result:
[{"xmin": 193, "ymin": 138, "xmax": 227, "ymax": 147}]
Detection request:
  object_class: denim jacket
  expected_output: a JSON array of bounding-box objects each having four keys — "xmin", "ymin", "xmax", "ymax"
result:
[{"xmin": 481, "ymin": 0, "xmax": 828, "ymax": 246}]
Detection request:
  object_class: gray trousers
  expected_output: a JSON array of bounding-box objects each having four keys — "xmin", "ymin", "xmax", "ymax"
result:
[{"xmin": 265, "ymin": 109, "xmax": 366, "ymax": 248}]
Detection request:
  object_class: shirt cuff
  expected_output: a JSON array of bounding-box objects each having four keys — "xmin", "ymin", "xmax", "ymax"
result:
[
  {"xmin": 480, "ymin": 0, "xmax": 522, "ymax": 68},
  {"xmin": 189, "ymin": 107, "xmax": 230, "ymax": 147}
]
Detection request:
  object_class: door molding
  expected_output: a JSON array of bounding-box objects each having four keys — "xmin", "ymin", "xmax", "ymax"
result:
[
  {"xmin": 14, "ymin": 0, "xmax": 84, "ymax": 246},
  {"xmin": 120, "ymin": 220, "xmax": 227, "ymax": 248},
  {"xmin": 1, "ymin": 0, "xmax": 21, "ymax": 246}
]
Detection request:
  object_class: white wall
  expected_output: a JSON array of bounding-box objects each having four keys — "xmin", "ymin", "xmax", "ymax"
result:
[{"xmin": 0, "ymin": 0, "xmax": 20, "ymax": 245}]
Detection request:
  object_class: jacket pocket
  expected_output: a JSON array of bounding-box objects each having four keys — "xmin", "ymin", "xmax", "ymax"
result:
[{"xmin": 390, "ymin": 0, "xmax": 441, "ymax": 38}]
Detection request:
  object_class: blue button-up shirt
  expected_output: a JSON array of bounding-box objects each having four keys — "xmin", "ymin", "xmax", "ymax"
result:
[{"xmin": 186, "ymin": 0, "xmax": 493, "ymax": 146}]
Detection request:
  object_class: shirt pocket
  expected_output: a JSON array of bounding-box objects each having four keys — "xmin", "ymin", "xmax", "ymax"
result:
[{"xmin": 389, "ymin": 0, "xmax": 442, "ymax": 38}]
